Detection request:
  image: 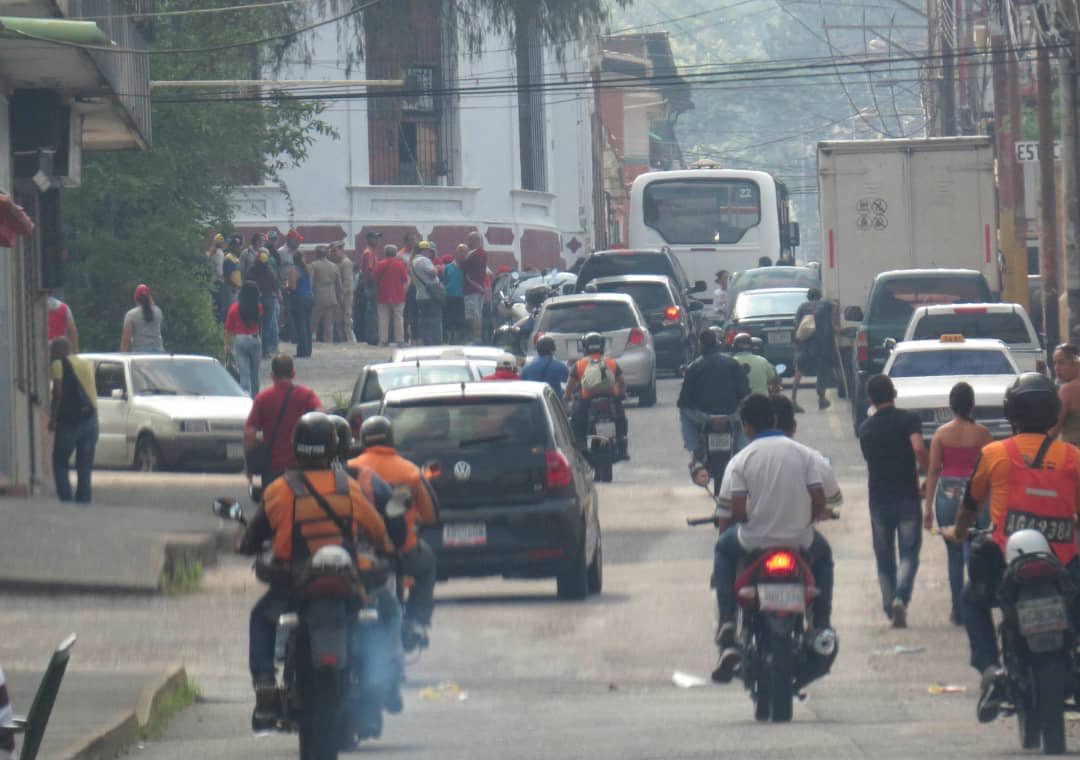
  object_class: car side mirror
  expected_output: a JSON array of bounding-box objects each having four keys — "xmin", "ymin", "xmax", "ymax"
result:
[
  {"xmin": 775, "ymin": 363, "xmax": 787, "ymax": 375},
  {"xmin": 843, "ymin": 305, "xmax": 864, "ymax": 322},
  {"xmin": 688, "ymin": 301, "xmax": 704, "ymax": 312},
  {"xmin": 110, "ymin": 388, "xmax": 126, "ymax": 400},
  {"xmin": 692, "ymin": 280, "xmax": 707, "ymax": 293},
  {"xmin": 883, "ymin": 338, "xmax": 897, "ymax": 353}
]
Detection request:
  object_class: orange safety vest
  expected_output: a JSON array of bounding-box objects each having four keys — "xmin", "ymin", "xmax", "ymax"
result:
[{"xmin": 575, "ymin": 355, "xmax": 619, "ymax": 399}]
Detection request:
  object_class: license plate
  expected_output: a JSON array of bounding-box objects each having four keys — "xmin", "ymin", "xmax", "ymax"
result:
[
  {"xmin": 708, "ymin": 433, "xmax": 733, "ymax": 451},
  {"xmin": 595, "ymin": 421, "xmax": 616, "ymax": 438},
  {"xmin": 1017, "ymin": 596, "xmax": 1068, "ymax": 637},
  {"xmin": 934, "ymin": 407, "xmax": 952, "ymax": 423},
  {"xmin": 757, "ymin": 583, "xmax": 805, "ymax": 612},
  {"xmin": 443, "ymin": 522, "xmax": 486, "ymax": 548},
  {"xmin": 226, "ymin": 443, "xmax": 244, "ymax": 459},
  {"xmin": 767, "ymin": 331, "xmax": 791, "ymax": 345}
]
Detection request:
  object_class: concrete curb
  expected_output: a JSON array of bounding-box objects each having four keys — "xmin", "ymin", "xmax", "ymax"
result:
[{"xmin": 62, "ymin": 665, "xmax": 190, "ymax": 760}]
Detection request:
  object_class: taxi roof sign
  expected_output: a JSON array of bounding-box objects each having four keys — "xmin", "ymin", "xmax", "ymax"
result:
[{"xmin": 939, "ymin": 334, "xmax": 965, "ymax": 343}]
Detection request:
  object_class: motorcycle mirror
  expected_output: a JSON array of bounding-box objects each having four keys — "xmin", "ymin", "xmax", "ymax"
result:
[
  {"xmin": 775, "ymin": 363, "xmax": 787, "ymax": 375},
  {"xmin": 212, "ymin": 497, "xmax": 244, "ymax": 522},
  {"xmin": 248, "ymin": 483, "xmax": 264, "ymax": 503}
]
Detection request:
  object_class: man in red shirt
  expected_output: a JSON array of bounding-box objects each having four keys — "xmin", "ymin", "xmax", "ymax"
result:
[
  {"xmin": 373, "ymin": 244, "xmax": 409, "ymax": 347},
  {"xmin": 482, "ymin": 356, "xmax": 520, "ymax": 381},
  {"xmin": 244, "ymin": 355, "xmax": 322, "ymax": 485},
  {"xmin": 463, "ymin": 231, "xmax": 488, "ymax": 343},
  {"xmin": 359, "ymin": 230, "xmax": 382, "ymax": 345}
]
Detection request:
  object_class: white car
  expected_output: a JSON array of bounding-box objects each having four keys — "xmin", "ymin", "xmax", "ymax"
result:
[
  {"xmin": 902, "ymin": 302, "xmax": 1044, "ymax": 374},
  {"xmin": 346, "ymin": 359, "xmax": 490, "ymax": 420},
  {"xmin": 881, "ymin": 337, "xmax": 1020, "ymax": 440},
  {"xmin": 391, "ymin": 346, "xmax": 514, "ymax": 375},
  {"xmin": 83, "ymin": 353, "xmax": 252, "ymax": 471}
]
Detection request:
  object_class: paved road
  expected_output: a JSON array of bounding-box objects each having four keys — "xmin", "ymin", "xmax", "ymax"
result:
[{"xmin": 4, "ymin": 374, "xmax": 1066, "ymax": 758}]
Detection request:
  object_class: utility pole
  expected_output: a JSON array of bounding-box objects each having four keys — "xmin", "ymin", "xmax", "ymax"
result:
[
  {"xmin": 1008, "ymin": 36, "xmax": 1029, "ymax": 309},
  {"xmin": 942, "ymin": 0, "xmax": 958, "ymax": 134},
  {"xmin": 1063, "ymin": 14, "xmax": 1080, "ymax": 342},
  {"xmin": 1037, "ymin": 33, "xmax": 1060, "ymax": 353}
]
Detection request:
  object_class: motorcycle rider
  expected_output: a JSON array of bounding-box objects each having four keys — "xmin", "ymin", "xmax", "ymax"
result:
[
  {"xmin": 731, "ymin": 332, "xmax": 778, "ymax": 396},
  {"xmin": 941, "ymin": 373, "xmax": 1080, "ymax": 721},
  {"xmin": 235, "ymin": 412, "xmax": 393, "ymax": 731},
  {"xmin": 677, "ymin": 329, "xmax": 750, "ymax": 476},
  {"xmin": 348, "ymin": 416, "xmax": 439, "ymax": 652},
  {"xmin": 483, "ymin": 355, "xmax": 521, "ymax": 381},
  {"xmin": 521, "ymin": 335, "xmax": 570, "ymax": 396},
  {"xmin": 564, "ymin": 332, "xmax": 629, "ymax": 461},
  {"xmin": 711, "ymin": 393, "xmax": 834, "ymax": 683}
]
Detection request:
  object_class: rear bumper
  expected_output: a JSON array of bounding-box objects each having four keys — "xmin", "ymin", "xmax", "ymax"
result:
[
  {"xmin": 423, "ymin": 498, "xmax": 586, "ymax": 581},
  {"xmin": 160, "ymin": 436, "xmax": 246, "ymax": 471}
]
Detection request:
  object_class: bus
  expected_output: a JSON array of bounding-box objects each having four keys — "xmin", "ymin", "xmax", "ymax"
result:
[{"xmin": 627, "ymin": 168, "xmax": 800, "ymax": 302}]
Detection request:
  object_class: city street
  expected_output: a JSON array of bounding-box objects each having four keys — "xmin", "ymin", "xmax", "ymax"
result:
[{"xmin": 0, "ymin": 367, "xmax": 1061, "ymax": 758}]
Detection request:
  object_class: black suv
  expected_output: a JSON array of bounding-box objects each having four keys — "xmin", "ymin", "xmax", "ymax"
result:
[
  {"xmin": 381, "ymin": 381, "xmax": 602, "ymax": 600},
  {"xmin": 846, "ymin": 268, "xmax": 993, "ymax": 434},
  {"xmin": 576, "ymin": 248, "xmax": 706, "ymax": 302}
]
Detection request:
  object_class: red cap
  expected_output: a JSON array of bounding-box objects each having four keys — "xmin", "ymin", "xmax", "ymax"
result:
[
  {"xmin": 133, "ymin": 283, "xmax": 151, "ymax": 302},
  {"xmin": 286, "ymin": 229, "xmax": 304, "ymax": 242}
]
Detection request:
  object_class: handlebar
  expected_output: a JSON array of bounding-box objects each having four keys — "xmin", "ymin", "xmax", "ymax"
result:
[{"xmin": 687, "ymin": 516, "xmax": 718, "ymax": 527}]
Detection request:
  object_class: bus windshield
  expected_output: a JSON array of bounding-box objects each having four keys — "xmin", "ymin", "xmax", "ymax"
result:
[{"xmin": 642, "ymin": 179, "xmax": 761, "ymax": 245}]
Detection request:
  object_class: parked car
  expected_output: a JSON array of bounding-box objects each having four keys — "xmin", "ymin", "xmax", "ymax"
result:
[
  {"xmin": 721, "ymin": 287, "xmax": 807, "ymax": 375},
  {"xmin": 845, "ymin": 268, "xmax": 993, "ymax": 434},
  {"xmin": 381, "ymin": 381, "xmax": 602, "ymax": 600},
  {"xmin": 346, "ymin": 359, "xmax": 485, "ymax": 420},
  {"xmin": 725, "ymin": 266, "xmax": 819, "ymax": 316},
  {"xmin": 391, "ymin": 345, "xmax": 513, "ymax": 377},
  {"xmin": 83, "ymin": 353, "xmax": 252, "ymax": 471},
  {"xmin": 882, "ymin": 336, "xmax": 1019, "ymax": 440},
  {"xmin": 902, "ymin": 303, "xmax": 1045, "ymax": 374},
  {"xmin": 575, "ymin": 248, "xmax": 706, "ymax": 302},
  {"xmin": 589, "ymin": 274, "xmax": 704, "ymax": 371},
  {"xmin": 531, "ymin": 292, "xmax": 658, "ymax": 406}
]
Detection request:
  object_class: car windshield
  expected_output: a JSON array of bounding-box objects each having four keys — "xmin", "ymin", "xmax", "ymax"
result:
[
  {"xmin": 911, "ymin": 312, "xmax": 1033, "ymax": 345},
  {"xmin": 642, "ymin": 178, "xmax": 761, "ymax": 244},
  {"xmin": 889, "ymin": 349, "xmax": 1015, "ymax": 377},
  {"xmin": 731, "ymin": 267, "xmax": 816, "ymax": 295},
  {"xmin": 592, "ymin": 282, "xmax": 672, "ymax": 312},
  {"xmin": 377, "ymin": 364, "xmax": 473, "ymax": 392},
  {"xmin": 386, "ymin": 398, "xmax": 544, "ymax": 451},
  {"xmin": 732, "ymin": 291, "xmax": 805, "ymax": 319},
  {"xmin": 579, "ymin": 253, "xmax": 675, "ymax": 285},
  {"xmin": 869, "ymin": 277, "xmax": 990, "ymax": 322},
  {"xmin": 130, "ymin": 359, "xmax": 246, "ymax": 396},
  {"xmin": 537, "ymin": 302, "xmax": 637, "ymax": 333}
]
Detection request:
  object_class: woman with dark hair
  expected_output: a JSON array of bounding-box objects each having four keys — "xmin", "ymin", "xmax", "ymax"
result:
[
  {"xmin": 120, "ymin": 284, "xmax": 164, "ymax": 353},
  {"xmin": 287, "ymin": 249, "xmax": 314, "ymax": 358},
  {"xmin": 225, "ymin": 282, "xmax": 263, "ymax": 397},
  {"xmin": 923, "ymin": 380, "xmax": 992, "ymax": 625}
]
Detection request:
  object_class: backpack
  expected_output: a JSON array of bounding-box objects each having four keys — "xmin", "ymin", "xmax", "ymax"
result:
[
  {"xmin": 795, "ymin": 313, "xmax": 816, "ymax": 342},
  {"xmin": 581, "ymin": 357, "xmax": 614, "ymax": 395}
]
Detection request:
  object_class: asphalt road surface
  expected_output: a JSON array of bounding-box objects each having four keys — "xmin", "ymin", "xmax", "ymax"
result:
[{"xmin": 27, "ymin": 375, "xmax": 1077, "ymax": 758}]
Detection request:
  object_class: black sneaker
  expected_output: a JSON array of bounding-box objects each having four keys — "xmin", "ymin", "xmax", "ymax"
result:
[
  {"xmin": 251, "ymin": 678, "xmax": 280, "ymax": 733},
  {"xmin": 711, "ymin": 648, "xmax": 742, "ymax": 684},
  {"xmin": 715, "ymin": 621, "xmax": 737, "ymax": 649},
  {"xmin": 977, "ymin": 666, "xmax": 1005, "ymax": 723},
  {"xmin": 818, "ymin": 397, "xmax": 831, "ymax": 410},
  {"xmin": 402, "ymin": 620, "xmax": 430, "ymax": 653},
  {"xmin": 890, "ymin": 599, "xmax": 907, "ymax": 628}
]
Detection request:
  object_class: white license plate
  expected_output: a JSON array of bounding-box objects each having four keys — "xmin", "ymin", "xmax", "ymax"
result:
[
  {"xmin": 767, "ymin": 331, "xmax": 791, "ymax": 345},
  {"xmin": 226, "ymin": 443, "xmax": 244, "ymax": 459},
  {"xmin": 708, "ymin": 433, "xmax": 733, "ymax": 451},
  {"xmin": 1017, "ymin": 596, "xmax": 1068, "ymax": 636},
  {"xmin": 595, "ymin": 421, "xmax": 616, "ymax": 438},
  {"xmin": 757, "ymin": 583, "xmax": 805, "ymax": 612},
  {"xmin": 443, "ymin": 522, "xmax": 486, "ymax": 548}
]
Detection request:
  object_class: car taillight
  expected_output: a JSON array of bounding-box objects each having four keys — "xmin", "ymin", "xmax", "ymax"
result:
[
  {"xmin": 724, "ymin": 328, "xmax": 738, "ymax": 346},
  {"xmin": 533, "ymin": 331, "xmax": 544, "ymax": 346},
  {"xmin": 763, "ymin": 550, "xmax": 797, "ymax": 577},
  {"xmin": 856, "ymin": 328, "xmax": 868, "ymax": 364},
  {"xmin": 628, "ymin": 327, "xmax": 646, "ymax": 346},
  {"xmin": 1016, "ymin": 557, "xmax": 1060, "ymax": 582},
  {"xmin": 663, "ymin": 305, "xmax": 680, "ymax": 323},
  {"xmin": 1037, "ymin": 359, "xmax": 1048, "ymax": 375},
  {"xmin": 545, "ymin": 449, "xmax": 572, "ymax": 489}
]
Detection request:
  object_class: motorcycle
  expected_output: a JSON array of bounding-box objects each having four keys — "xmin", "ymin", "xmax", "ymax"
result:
[
  {"xmin": 691, "ymin": 414, "xmax": 736, "ymax": 495},
  {"xmin": 585, "ymin": 396, "xmax": 618, "ymax": 483},
  {"xmin": 971, "ymin": 527, "xmax": 1077, "ymax": 754},
  {"xmin": 213, "ymin": 497, "xmax": 394, "ymax": 760}
]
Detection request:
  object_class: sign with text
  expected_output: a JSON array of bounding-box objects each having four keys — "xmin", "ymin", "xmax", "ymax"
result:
[{"xmin": 1015, "ymin": 141, "xmax": 1061, "ymax": 162}]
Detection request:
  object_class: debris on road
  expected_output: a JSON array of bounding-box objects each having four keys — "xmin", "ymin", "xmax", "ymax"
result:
[
  {"xmin": 874, "ymin": 645, "xmax": 926, "ymax": 656},
  {"xmin": 672, "ymin": 671, "xmax": 709, "ymax": 688},
  {"xmin": 927, "ymin": 684, "xmax": 967, "ymax": 695},
  {"xmin": 419, "ymin": 682, "xmax": 469, "ymax": 702}
]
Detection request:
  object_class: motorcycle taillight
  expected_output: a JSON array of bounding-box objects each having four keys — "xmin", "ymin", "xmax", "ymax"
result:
[
  {"xmin": 1016, "ymin": 557, "xmax": 1060, "ymax": 582},
  {"xmin": 708, "ymin": 416, "xmax": 730, "ymax": 433},
  {"xmin": 763, "ymin": 550, "xmax": 798, "ymax": 578}
]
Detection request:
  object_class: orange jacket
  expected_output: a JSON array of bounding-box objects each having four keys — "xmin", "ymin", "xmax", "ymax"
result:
[
  {"xmin": 347, "ymin": 446, "xmax": 437, "ymax": 552},
  {"xmin": 574, "ymin": 356, "xmax": 620, "ymax": 399}
]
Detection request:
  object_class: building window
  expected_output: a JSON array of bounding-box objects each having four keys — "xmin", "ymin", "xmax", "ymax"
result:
[{"xmin": 516, "ymin": 36, "xmax": 547, "ymax": 192}]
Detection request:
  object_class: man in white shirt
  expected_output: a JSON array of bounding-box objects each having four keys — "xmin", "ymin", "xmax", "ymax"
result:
[
  {"xmin": 711, "ymin": 269, "xmax": 730, "ymax": 322},
  {"xmin": 710, "ymin": 393, "xmax": 836, "ymax": 682}
]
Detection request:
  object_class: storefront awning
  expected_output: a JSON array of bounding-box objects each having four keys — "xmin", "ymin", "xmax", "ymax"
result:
[{"xmin": 0, "ymin": 17, "xmax": 112, "ymax": 47}]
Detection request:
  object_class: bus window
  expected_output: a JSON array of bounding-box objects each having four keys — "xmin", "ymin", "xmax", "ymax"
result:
[{"xmin": 642, "ymin": 179, "xmax": 762, "ymax": 245}]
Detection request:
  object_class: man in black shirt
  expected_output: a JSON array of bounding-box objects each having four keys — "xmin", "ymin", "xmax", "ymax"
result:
[
  {"xmin": 858, "ymin": 374, "xmax": 928, "ymax": 628},
  {"xmin": 677, "ymin": 329, "xmax": 751, "ymax": 461},
  {"xmin": 792, "ymin": 288, "xmax": 836, "ymax": 413}
]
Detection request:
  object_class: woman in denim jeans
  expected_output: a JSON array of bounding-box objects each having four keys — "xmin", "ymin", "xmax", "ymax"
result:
[
  {"xmin": 225, "ymin": 282, "xmax": 263, "ymax": 397},
  {"xmin": 923, "ymin": 382, "xmax": 992, "ymax": 625}
]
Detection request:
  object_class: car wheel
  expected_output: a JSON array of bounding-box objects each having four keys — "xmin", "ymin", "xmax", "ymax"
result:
[
  {"xmin": 134, "ymin": 435, "xmax": 162, "ymax": 472},
  {"xmin": 556, "ymin": 536, "xmax": 589, "ymax": 601},
  {"xmin": 637, "ymin": 379, "xmax": 657, "ymax": 408},
  {"xmin": 587, "ymin": 532, "xmax": 603, "ymax": 595}
]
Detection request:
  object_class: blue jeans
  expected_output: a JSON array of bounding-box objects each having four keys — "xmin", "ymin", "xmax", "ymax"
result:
[
  {"xmin": 869, "ymin": 497, "xmax": 922, "ymax": 616},
  {"xmin": 233, "ymin": 333, "xmax": 262, "ymax": 397},
  {"xmin": 713, "ymin": 525, "xmax": 834, "ymax": 628},
  {"xmin": 53, "ymin": 414, "xmax": 98, "ymax": 503},
  {"xmin": 291, "ymin": 292, "xmax": 313, "ymax": 358},
  {"xmin": 364, "ymin": 282, "xmax": 379, "ymax": 344},
  {"xmin": 935, "ymin": 478, "xmax": 988, "ymax": 620},
  {"xmin": 260, "ymin": 297, "xmax": 280, "ymax": 356}
]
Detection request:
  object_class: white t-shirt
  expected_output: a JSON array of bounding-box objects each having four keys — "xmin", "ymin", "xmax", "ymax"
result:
[
  {"xmin": 717, "ymin": 432, "xmax": 825, "ymax": 550},
  {"xmin": 712, "ymin": 286, "xmax": 728, "ymax": 318}
]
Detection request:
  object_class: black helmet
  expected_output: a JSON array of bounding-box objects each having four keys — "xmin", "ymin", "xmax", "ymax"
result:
[
  {"xmin": 582, "ymin": 332, "xmax": 604, "ymax": 354},
  {"xmin": 360, "ymin": 415, "xmax": 394, "ymax": 448},
  {"xmin": 331, "ymin": 415, "xmax": 352, "ymax": 461},
  {"xmin": 750, "ymin": 336, "xmax": 765, "ymax": 355},
  {"xmin": 536, "ymin": 335, "xmax": 556, "ymax": 356},
  {"xmin": 732, "ymin": 332, "xmax": 752, "ymax": 352},
  {"xmin": 293, "ymin": 412, "xmax": 338, "ymax": 469},
  {"xmin": 1004, "ymin": 373, "xmax": 1059, "ymax": 433},
  {"xmin": 525, "ymin": 285, "xmax": 549, "ymax": 309}
]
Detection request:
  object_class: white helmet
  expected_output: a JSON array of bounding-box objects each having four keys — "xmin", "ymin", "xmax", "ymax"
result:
[{"xmin": 1005, "ymin": 529, "xmax": 1053, "ymax": 564}]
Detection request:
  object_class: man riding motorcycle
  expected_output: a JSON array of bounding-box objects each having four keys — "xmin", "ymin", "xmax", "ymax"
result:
[
  {"xmin": 941, "ymin": 373, "xmax": 1080, "ymax": 721},
  {"xmin": 521, "ymin": 335, "xmax": 570, "ymax": 395},
  {"xmin": 564, "ymin": 332, "xmax": 629, "ymax": 461},
  {"xmin": 711, "ymin": 393, "xmax": 836, "ymax": 683},
  {"xmin": 677, "ymin": 329, "xmax": 750, "ymax": 472},
  {"xmin": 348, "ymin": 416, "xmax": 439, "ymax": 652},
  {"xmin": 235, "ymin": 412, "xmax": 394, "ymax": 731},
  {"xmin": 731, "ymin": 332, "xmax": 779, "ymax": 396}
]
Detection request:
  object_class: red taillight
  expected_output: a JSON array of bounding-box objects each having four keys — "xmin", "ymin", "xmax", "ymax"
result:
[
  {"xmin": 952, "ymin": 306, "xmax": 988, "ymax": 314},
  {"xmin": 764, "ymin": 551, "xmax": 797, "ymax": 577},
  {"xmin": 1016, "ymin": 558, "xmax": 1060, "ymax": 582},
  {"xmin": 532, "ymin": 331, "xmax": 544, "ymax": 346},
  {"xmin": 663, "ymin": 305, "xmax": 680, "ymax": 322},
  {"xmin": 628, "ymin": 327, "xmax": 646, "ymax": 346},
  {"xmin": 545, "ymin": 449, "xmax": 572, "ymax": 489},
  {"xmin": 708, "ymin": 416, "xmax": 730, "ymax": 432},
  {"xmin": 320, "ymin": 653, "xmax": 339, "ymax": 667},
  {"xmin": 855, "ymin": 328, "xmax": 868, "ymax": 363},
  {"xmin": 724, "ymin": 328, "xmax": 738, "ymax": 346},
  {"xmin": 1037, "ymin": 359, "xmax": 1048, "ymax": 375}
]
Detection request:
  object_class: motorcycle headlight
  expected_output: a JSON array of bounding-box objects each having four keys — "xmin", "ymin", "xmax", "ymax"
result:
[{"xmin": 180, "ymin": 419, "xmax": 210, "ymax": 434}]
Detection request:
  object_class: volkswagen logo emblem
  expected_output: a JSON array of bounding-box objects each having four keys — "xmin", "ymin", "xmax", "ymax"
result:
[{"xmin": 453, "ymin": 461, "xmax": 472, "ymax": 481}]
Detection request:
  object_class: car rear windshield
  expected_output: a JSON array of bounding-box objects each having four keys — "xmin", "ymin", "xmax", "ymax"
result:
[
  {"xmin": 642, "ymin": 179, "xmax": 761, "ymax": 244},
  {"xmin": 869, "ymin": 276, "xmax": 990, "ymax": 322},
  {"xmin": 593, "ymin": 282, "xmax": 672, "ymax": 312},
  {"xmin": 537, "ymin": 301, "xmax": 637, "ymax": 333},
  {"xmin": 579, "ymin": 253, "xmax": 675, "ymax": 284},
  {"xmin": 376, "ymin": 365, "xmax": 473, "ymax": 393},
  {"xmin": 731, "ymin": 267, "xmax": 817, "ymax": 294},
  {"xmin": 131, "ymin": 359, "xmax": 246, "ymax": 397},
  {"xmin": 385, "ymin": 398, "xmax": 545, "ymax": 451},
  {"xmin": 732, "ymin": 291, "xmax": 805, "ymax": 319},
  {"xmin": 889, "ymin": 349, "xmax": 1014, "ymax": 377},
  {"xmin": 911, "ymin": 312, "xmax": 1033, "ymax": 345}
]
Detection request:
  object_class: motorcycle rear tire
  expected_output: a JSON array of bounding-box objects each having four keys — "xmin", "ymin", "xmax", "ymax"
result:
[
  {"xmin": 299, "ymin": 668, "xmax": 342, "ymax": 760},
  {"xmin": 753, "ymin": 671, "xmax": 771, "ymax": 723},
  {"xmin": 1034, "ymin": 655, "xmax": 1067, "ymax": 755},
  {"xmin": 769, "ymin": 642, "xmax": 795, "ymax": 723},
  {"xmin": 1016, "ymin": 673, "xmax": 1041, "ymax": 751},
  {"xmin": 594, "ymin": 445, "xmax": 613, "ymax": 483}
]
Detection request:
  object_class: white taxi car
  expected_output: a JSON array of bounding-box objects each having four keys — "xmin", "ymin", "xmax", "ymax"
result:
[{"xmin": 882, "ymin": 336, "xmax": 1020, "ymax": 440}]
